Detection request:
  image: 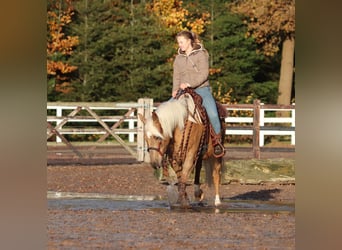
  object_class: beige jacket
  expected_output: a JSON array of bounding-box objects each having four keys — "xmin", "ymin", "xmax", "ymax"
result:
[{"xmin": 172, "ymin": 43, "xmax": 210, "ymax": 93}]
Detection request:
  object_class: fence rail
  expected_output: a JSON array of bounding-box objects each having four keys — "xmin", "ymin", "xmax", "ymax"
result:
[{"xmin": 47, "ymin": 99, "xmax": 295, "ymax": 160}]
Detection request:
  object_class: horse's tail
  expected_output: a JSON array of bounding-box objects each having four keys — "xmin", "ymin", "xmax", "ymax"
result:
[
  {"xmin": 203, "ymin": 157, "xmax": 224, "ymax": 187},
  {"xmin": 203, "ymin": 159, "xmax": 214, "ymax": 187},
  {"xmin": 201, "ymin": 102, "xmax": 226, "ymax": 187}
]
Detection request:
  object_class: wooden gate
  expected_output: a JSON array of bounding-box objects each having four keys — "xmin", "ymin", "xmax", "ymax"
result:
[{"xmin": 47, "ymin": 98, "xmax": 153, "ymax": 162}]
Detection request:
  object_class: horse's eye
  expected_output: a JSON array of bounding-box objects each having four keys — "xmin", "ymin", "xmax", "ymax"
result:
[{"xmin": 153, "ymin": 135, "xmax": 162, "ymax": 141}]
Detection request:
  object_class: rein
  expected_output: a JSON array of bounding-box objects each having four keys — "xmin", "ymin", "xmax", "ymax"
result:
[{"xmin": 175, "ymin": 88, "xmax": 209, "ymax": 167}]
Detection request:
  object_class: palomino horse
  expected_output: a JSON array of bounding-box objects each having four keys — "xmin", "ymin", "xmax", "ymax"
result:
[{"xmin": 138, "ymin": 89, "xmax": 226, "ymax": 208}]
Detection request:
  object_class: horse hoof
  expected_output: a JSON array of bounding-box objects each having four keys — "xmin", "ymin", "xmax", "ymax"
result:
[
  {"xmin": 195, "ymin": 195, "xmax": 204, "ymax": 203},
  {"xmin": 214, "ymin": 201, "xmax": 222, "ymax": 206},
  {"xmin": 167, "ymin": 185, "xmax": 179, "ymax": 205},
  {"xmin": 194, "ymin": 189, "xmax": 204, "ymax": 202},
  {"xmin": 214, "ymin": 194, "xmax": 221, "ymax": 206},
  {"xmin": 177, "ymin": 197, "xmax": 191, "ymax": 208},
  {"xmin": 181, "ymin": 204, "xmax": 191, "ymax": 209}
]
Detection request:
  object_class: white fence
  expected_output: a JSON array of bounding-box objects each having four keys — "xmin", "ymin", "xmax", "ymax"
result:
[
  {"xmin": 47, "ymin": 102, "xmax": 138, "ymax": 143},
  {"xmin": 47, "ymin": 100, "xmax": 295, "ymax": 147},
  {"xmin": 225, "ymin": 105, "xmax": 295, "ymax": 146},
  {"xmin": 47, "ymin": 99, "xmax": 295, "ymax": 160}
]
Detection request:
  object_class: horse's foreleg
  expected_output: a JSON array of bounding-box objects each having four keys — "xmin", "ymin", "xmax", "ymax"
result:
[
  {"xmin": 177, "ymin": 158, "xmax": 195, "ymax": 208},
  {"xmin": 213, "ymin": 159, "xmax": 222, "ymax": 206},
  {"xmin": 177, "ymin": 182, "xmax": 190, "ymax": 208}
]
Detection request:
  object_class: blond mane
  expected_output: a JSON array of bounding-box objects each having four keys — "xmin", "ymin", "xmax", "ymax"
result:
[{"xmin": 145, "ymin": 99, "xmax": 188, "ymax": 139}]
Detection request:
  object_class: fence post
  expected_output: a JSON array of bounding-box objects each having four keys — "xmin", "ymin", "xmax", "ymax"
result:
[
  {"xmin": 137, "ymin": 98, "xmax": 153, "ymax": 162},
  {"xmin": 128, "ymin": 112, "xmax": 135, "ymax": 143},
  {"xmin": 56, "ymin": 107, "xmax": 62, "ymax": 143},
  {"xmin": 259, "ymin": 106, "xmax": 265, "ymax": 147},
  {"xmin": 291, "ymin": 108, "xmax": 296, "ymax": 127},
  {"xmin": 253, "ymin": 99, "xmax": 261, "ymax": 159},
  {"xmin": 291, "ymin": 107, "xmax": 295, "ymax": 145}
]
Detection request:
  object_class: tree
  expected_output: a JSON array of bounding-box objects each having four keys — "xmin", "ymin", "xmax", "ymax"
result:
[
  {"xmin": 230, "ymin": 0, "xmax": 295, "ymax": 105},
  {"xmin": 66, "ymin": 0, "xmax": 175, "ymax": 102},
  {"xmin": 47, "ymin": 0, "xmax": 79, "ymax": 99},
  {"xmin": 66, "ymin": 0, "xmax": 123, "ymax": 101},
  {"xmin": 204, "ymin": 3, "xmax": 265, "ymax": 103},
  {"xmin": 184, "ymin": 0, "xmax": 269, "ymax": 103},
  {"xmin": 147, "ymin": 0, "xmax": 211, "ymax": 35},
  {"xmin": 47, "ymin": 0, "xmax": 283, "ymax": 103}
]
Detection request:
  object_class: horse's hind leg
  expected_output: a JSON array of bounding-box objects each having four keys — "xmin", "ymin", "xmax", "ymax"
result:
[{"xmin": 194, "ymin": 157, "xmax": 204, "ymax": 202}]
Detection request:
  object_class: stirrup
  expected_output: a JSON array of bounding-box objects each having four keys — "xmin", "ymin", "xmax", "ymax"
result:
[{"xmin": 213, "ymin": 143, "xmax": 225, "ymax": 158}]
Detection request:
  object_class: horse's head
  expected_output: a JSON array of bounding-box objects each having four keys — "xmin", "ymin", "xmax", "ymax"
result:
[{"xmin": 138, "ymin": 112, "xmax": 171, "ymax": 169}]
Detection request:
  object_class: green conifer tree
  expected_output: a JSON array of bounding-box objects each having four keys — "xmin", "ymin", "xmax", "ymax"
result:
[{"xmin": 65, "ymin": 0, "xmax": 174, "ymax": 102}]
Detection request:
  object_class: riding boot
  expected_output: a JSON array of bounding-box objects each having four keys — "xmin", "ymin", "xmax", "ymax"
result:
[{"xmin": 213, "ymin": 133, "xmax": 225, "ymax": 158}]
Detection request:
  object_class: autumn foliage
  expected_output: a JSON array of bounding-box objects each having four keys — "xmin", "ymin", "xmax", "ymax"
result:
[
  {"xmin": 45, "ymin": 0, "xmax": 292, "ymax": 105},
  {"xmin": 230, "ymin": 0, "xmax": 295, "ymax": 56},
  {"xmin": 147, "ymin": 0, "xmax": 210, "ymax": 35},
  {"xmin": 47, "ymin": 0, "xmax": 79, "ymax": 93}
]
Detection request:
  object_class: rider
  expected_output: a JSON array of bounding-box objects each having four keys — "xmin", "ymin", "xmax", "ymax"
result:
[{"xmin": 172, "ymin": 30, "xmax": 224, "ymax": 157}]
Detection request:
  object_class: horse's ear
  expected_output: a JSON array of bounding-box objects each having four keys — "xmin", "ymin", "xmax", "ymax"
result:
[
  {"xmin": 152, "ymin": 111, "xmax": 163, "ymax": 134},
  {"xmin": 138, "ymin": 113, "xmax": 146, "ymax": 124},
  {"xmin": 152, "ymin": 111, "xmax": 159, "ymax": 122}
]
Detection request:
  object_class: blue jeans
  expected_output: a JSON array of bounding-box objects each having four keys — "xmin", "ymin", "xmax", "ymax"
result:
[{"xmin": 195, "ymin": 86, "xmax": 221, "ymax": 134}]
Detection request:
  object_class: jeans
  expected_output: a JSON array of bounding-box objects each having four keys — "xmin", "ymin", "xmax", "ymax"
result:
[{"xmin": 195, "ymin": 86, "xmax": 221, "ymax": 134}]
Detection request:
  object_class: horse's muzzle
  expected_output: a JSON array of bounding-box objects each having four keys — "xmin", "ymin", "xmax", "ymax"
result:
[{"xmin": 150, "ymin": 161, "xmax": 161, "ymax": 169}]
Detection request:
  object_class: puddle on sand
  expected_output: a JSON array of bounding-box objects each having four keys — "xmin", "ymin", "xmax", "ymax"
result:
[
  {"xmin": 48, "ymin": 198, "xmax": 294, "ymax": 214},
  {"xmin": 48, "ymin": 198, "xmax": 169, "ymax": 211},
  {"xmin": 188, "ymin": 200, "xmax": 295, "ymax": 214}
]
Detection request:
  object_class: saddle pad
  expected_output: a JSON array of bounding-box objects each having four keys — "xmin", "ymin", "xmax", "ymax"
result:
[{"xmin": 177, "ymin": 93, "xmax": 203, "ymax": 124}]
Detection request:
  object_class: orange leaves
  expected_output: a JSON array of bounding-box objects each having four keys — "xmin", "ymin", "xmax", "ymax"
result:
[
  {"xmin": 209, "ymin": 67, "xmax": 222, "ymax": 76},
  {"xmin": 47, "ymin": 0, "xmax": 79, "ymax": 93},
  {"xmin": 47, "ymin": 61, "xmax": 77, "ymax": 75},
  {"xmin": 213, "ymin": 84, "xmax": 234, "ymax": 105},
  {"xmin": 47, "ymin": 60, "xmax": 77, "ymax": 94},
  {"xmin": 47, "ymin": 35, "xmax": 79, "ymax": 55},
  {"xmin": 187, "ymin": 13, "xmax": 211, "ymax": 35},
  {"xmin": 47, "ymin": 8, "xmax": 79, "ymax": 56},
  {"xmin": 54, "ymin": 81, "xmax": 74, "ymax": 94},
  {"xmin": 148, "ymin": 0, "xmax": 188, "ymax": 30},
  {"xmin": 230, "ymin": 0, "xmax": 295, "ymax": 56},
  {"xmin": 148, "ymin": 0, "xmax": 210, "ymax": 35}
]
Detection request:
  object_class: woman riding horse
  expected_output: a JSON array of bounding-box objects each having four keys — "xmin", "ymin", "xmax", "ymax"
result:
[{"xmin": 138, "ymin": 91, "xmax": 226, "ymax": 208}]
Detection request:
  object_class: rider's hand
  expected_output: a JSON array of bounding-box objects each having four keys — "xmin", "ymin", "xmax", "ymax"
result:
[
  {"xmin": 180, "ymin": 83, "xmax": 190, "ymax": 90},
  {"xmin": 172, "ymin": 90, "xmax": 178, "ymax": 98}
]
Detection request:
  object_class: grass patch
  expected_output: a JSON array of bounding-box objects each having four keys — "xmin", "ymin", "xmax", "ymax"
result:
[
  {"xmin": 222, "ymin": 158, "xmax": 295, "ymax": 184},
  {"xmin": 158, "ymin": 158, "xmax": 295, "ymax": 185}
]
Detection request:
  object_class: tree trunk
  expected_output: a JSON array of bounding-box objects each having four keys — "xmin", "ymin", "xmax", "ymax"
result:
[
  {"xmin": 277, "ymin": 38, "xmax": 295, "ymax": 116},
  {"xmin": 277, "ymin": 38, "xmax": 295, "ymax": 105},
  {"xmin": 82, "ymin": 0, "xmax": 88, "ymax": 101}
]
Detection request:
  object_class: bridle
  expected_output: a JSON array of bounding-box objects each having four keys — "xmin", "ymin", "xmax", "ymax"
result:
[
  {"xmin": 147, "ymin": 139, "xmax": 170, "ymax": 171},
  {"xmin": 147, "ymin": 140, "xmax": 164, "ymax": 157},
  {"xmin": 147, "ymin": 139, "xmax": 172, "ymax": 172}
]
